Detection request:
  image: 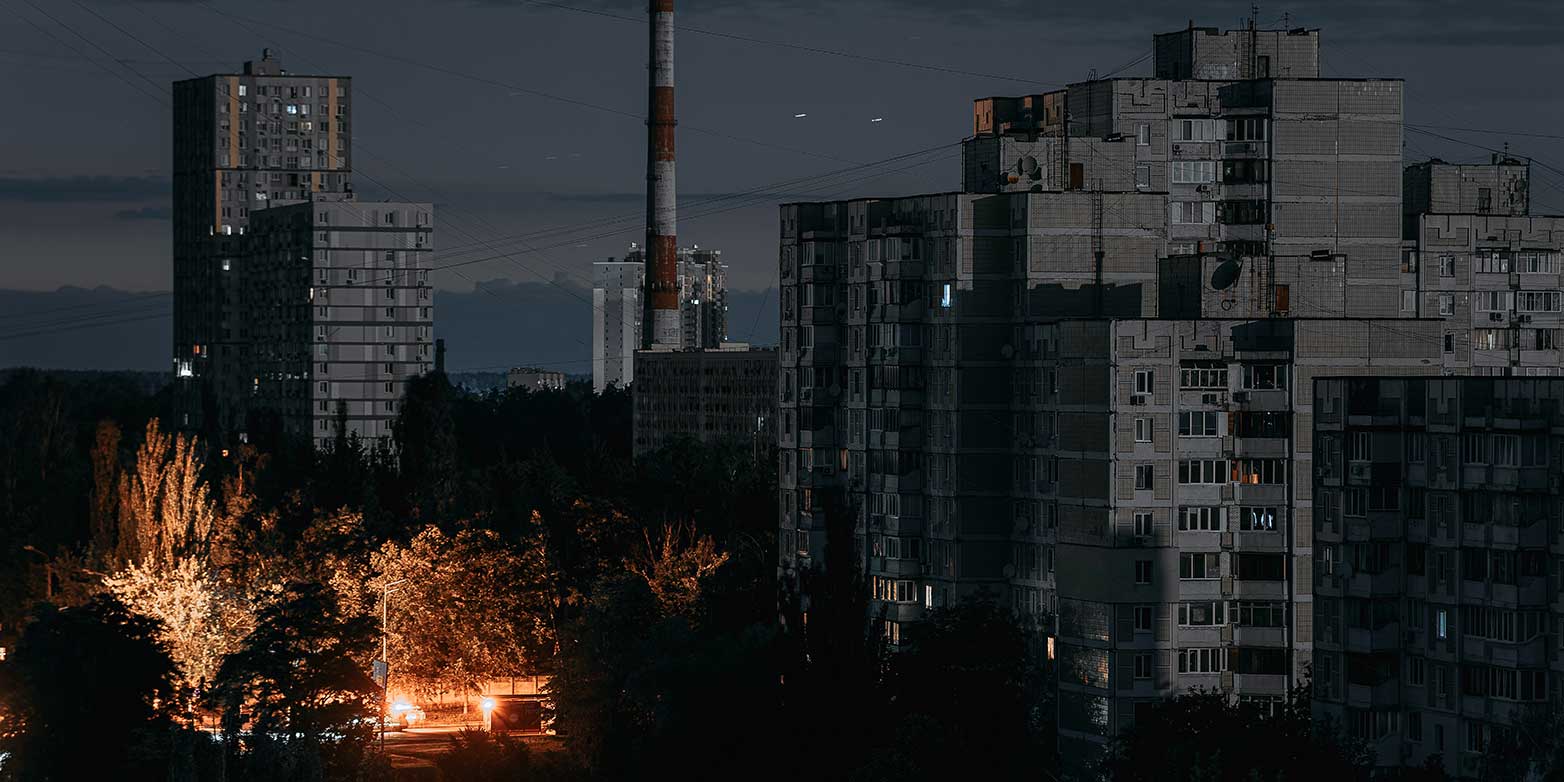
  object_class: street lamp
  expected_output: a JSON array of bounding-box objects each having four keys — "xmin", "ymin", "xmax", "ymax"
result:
[
  {"xmin": 379, "ymin": 577, "xmax": 408, "ymax": 752},
  {"xmin": 20, "ymin": 546, "xmax": 52, "ymax": 602}
]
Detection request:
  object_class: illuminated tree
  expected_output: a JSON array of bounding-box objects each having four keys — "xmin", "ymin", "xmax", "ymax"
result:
[
  {"xmin": 115, "ymin": 418, "xmax": 217, "ymax": 567},
  {"xmin": 626, "ymin": 521, "xmax": 730, "ymax": 619},
  {"xmin": 105, "ymin": 556, "xmax": 255, "ymax": 697}
]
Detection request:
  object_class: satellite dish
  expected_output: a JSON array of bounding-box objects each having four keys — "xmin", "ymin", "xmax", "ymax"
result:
[
  {"xmin": 1210, "ymin": 259, "xmax": 1241, "ymax": 290},
  {"xmin": 1020, "ymin": 155, "xmax": 1039, "ymax": 175}
]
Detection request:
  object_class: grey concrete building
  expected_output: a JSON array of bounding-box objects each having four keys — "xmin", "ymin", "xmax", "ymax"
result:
[
  {"xmin": 1403, "ymin": 158, "xmax": 1563, "ymax": 377},
  {"xmin": 633, "ymin": 344, "xmax": 777, "ymax": 457},
  {"xmin": 777, "ymin": 21, "xmax": 1562, "ymax": 775},
  {"xmin": 172, "ymin": 50, "xmax": 354, "ymax": 437},
  {"xmin": 507, "ymin": 367, "xmax": 567, "ymax": 391},
  {"xmin": 1312, "ymin": 376, "xmax": 1563, "ymax": 779},
  {"xmin": 592, "ymin": 243, "xmax": 730, "ymax": 393},
  {"xmin": 242, "ymin": 197, "xmax": 434, "ymax": 448},
  {"xmin": 593, "ymin": 258, "xmax": 644, "ymax": 393}
]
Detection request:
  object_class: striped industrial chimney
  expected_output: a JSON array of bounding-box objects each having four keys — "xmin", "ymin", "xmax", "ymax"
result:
[{"xmin": 644, "ymin": 0, "xmax": 680, "ymax": 349}]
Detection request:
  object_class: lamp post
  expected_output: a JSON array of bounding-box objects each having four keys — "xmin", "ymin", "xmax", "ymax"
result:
[
  {"xmin": 21, "ymin": 545, "xmax": 52, "ymax": 602},
  {"xmin": 379, "ymin": 577, "xmax": 408, "ymax": 752}
]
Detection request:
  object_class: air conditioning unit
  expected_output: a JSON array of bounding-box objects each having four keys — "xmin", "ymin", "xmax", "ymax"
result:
[
  {"xmin": 1232, "ymin": 391, "xmax": 1250, "ymax": 403},
  {"xmin": 1519, "ymin": 314, "xmax": 1533, "ymax": 323},
  {"xmin": 1129, "ymin": 394, "xmax": 1148, "ymax": 406},
  {"xmin": 1349, "ymin": 463, "xmax": 1371, "ymax": 480},
  {"xmin": 1490, "ymin": 312, "xmax": 1504, "ymax": 322}
]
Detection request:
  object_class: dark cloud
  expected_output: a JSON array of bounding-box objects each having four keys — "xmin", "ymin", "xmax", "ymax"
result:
[
  {"xmin": 0, "ymin": 176, "xmax": 169, "ymax": 203},
  {"xmin": 114, "ymin": 206, "xmax": 173, "ymax": 221}
]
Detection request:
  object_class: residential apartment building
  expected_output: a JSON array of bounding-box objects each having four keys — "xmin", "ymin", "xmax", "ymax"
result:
[
  {"xmin": 243, "ymin": 197, "xmax": 435, "ymax": 448},
  {"xmin": 592, "ymin": 243, "xmax": 730, "ymax": 393},
  {"xmin": 777, "ymin": 22, "xmax": 1561, "ymax": 775},
  {"xmin": 632, "ymin": 344, "xmax": 777, "ymax": 457},
  {"xmin": 1313, "ymin": 376, "xmax": 1563, "ymax": 779},
  {"xmin": 172, "ymin": 50, "xmax": 354, "ymax": 437},
  {"xmin": 1403, "ymin": 158, "xmax": 1564, "ymax": 377}
]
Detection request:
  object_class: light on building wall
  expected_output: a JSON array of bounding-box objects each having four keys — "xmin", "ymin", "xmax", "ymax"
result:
[{"xmin": 940, "ymin": 283, "xmax": 953, "ymax": 308}]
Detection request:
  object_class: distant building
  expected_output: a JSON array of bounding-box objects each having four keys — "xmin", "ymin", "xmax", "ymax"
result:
[
  {"xmin": 506, "ymin": 367, "xmax": 566, "ymax": 391},
  {"xmin": 632, "ymin": 344, "xmax": 777, "ymax": 457},
  {"xmin": 171, "ymin": 52, "xmax": 436, "ymax": 447},
  {"xmin": 592, "ymin": 259, "xmax": 643, "ymax": 394},
  {"xmin": 1312, "ymin": 376, "xmax": 1564, "ymax": 779},
  {"xmin": 244, "ymin": 197, "xmax": 435, "ymax": 448},
  {"xmin": 592, "ymin": 243, "xmax": 729, "ymax": 393},
  {"xmin": 172, "ymin": 50, "xmax": 354, "ymax": 438}
]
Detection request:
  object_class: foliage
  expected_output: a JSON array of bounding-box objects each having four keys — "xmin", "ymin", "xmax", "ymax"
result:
[
  {"xmin": 1100, "ymin": 679, "xmax": 1373, "ymax": 782},
  {"xmin": 115, "ymin": 418, "xmax": 218, "ymax": 568},
  {"xmin": 0, "ymin": 595, "xmax": 180, "ymax": 781},
  {"xmin": 335, "ymin": 525, "xmax": 555, "ymax": 698},
  {"xmin": 105, "ymin": 555, "xmax": 258, "ymax": 698},
  {"xmin": 213, "ymin": 581, "xmax": 381, "ymax": 778},
  {"xmin": 432, "ymin": 730, "xmax": 584, "ymax": 782},
  {"xmin": 626, "ymin": 521, "xmax": 730, "ymax": 619}
]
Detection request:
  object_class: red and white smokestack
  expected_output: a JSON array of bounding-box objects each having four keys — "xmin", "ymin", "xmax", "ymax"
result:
[{"xmin": 644, "ymin": 0, "xmax": 680, "ymax": 349}]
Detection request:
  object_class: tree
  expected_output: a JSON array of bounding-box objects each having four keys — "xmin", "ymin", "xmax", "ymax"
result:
[
  {"xmin": 626, "ymin": 521, "xmax": 730, "ymax": 619},
  {"xmin": 115, "ymin": 418, "xmax": 217, "ymax": 568},
  {"xmin": 857, "ymin": 597, "xmax": 1055, "ymax": 781},
  {"xmin": 0, "ymin": 596, "xmax": 181, "ymax": 781},
  {"xmin": 394, "ymin": 372, "xmax": 459, "ymax": 523},
  {"xmin": 340, "ymin": 525, "xmax": 554, "ymax": 700},
  {"xmin": 1100, "ymin": 680, "xmax": 1373, "ymax": 782},
  {"xmin": 213, "ymin": 581, "xmax": 380, "ymax": 780},
  {"xmin": 105, "ymin": 555, "xmax": 256, "ymax": 700},
  {"xmin": 89, "ymin": 419, "xmax": 122, "ymax": 560}
]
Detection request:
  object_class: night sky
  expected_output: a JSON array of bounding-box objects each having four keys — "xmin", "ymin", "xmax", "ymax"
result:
[{"xmin": 3, "ymin": 0, "xmax": 1563, "ymax": 362}]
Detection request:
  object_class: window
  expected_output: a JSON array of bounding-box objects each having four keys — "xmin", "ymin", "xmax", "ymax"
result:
[
  {"xmin": 1134, "ymin": 653, "xmax": 1153, "ymax": 680},
  {"xmin": 1178, "ymin": 459, "xmax": 1228, "ymax": 485},
  {"xmin": 1179, "ymin": 506, "xmax": 1221, "ymax": 531},
  {"xmin": 1240, "ymin": 363, "xmax": 1288, "ymax": 390},
  {"xmin": 1474, "ymin": 290, "xmax": 1513, "ymax": 311},
  {"xmin": 1233, "ymin": 458, "xmax": 1287, "ymax": 485},
  {"xmin": 1438, "ymin": 294, "xmax": 1454, "ymax": 316},
  {"xmin": 1133, "ymin": 369, "xmax": 1154, "ymax": 394},
  {"xmin": 1345, "ymin": 488, "xmax": 1366, "ymax": 517},
  {"xmin": 1517, "ymin": 250, "xmax": 1556, "ymax": 274},
  {"xmin": 1179, "ymin": 601, "xmax": 1225, "ymax": 626},
  {"xmin": 1436, "ymin": 608, "xmax": 1448, "ymax": 639},
  {"xmin": 1401, "ymin": 250, "xmax": 1419, "ymax": 273},
  {"xmin": 1179, "ymin": 363, "xmax": 1228, "ymax": 389},
  {"xmin": 1226, "ymin": 117, "xmax": 1266, "ymax": 141},
  {"xmin": 1517, "ymin": 291, "xmax": 1561, "ymax": 312},
  {"xmin": 1178, "ymin": 647, "xmax": 1226, "ymax": 674},
  {"xmin": 1233, "ymin": 553, "xmax": 1285, "ymax": 581},
  {"xmin": 1349, "ymin": 431, "xmax": 1371, "ymax": 461},
  {"xmin": 1136, "ymin": 123, "xmax": 1150, "ymax": 145},
  {"xmin": 1134, "ymin": 605, "xmax": 1153, "ymax": 632},
  {"xmin": 1172, "ymin": 118, "xmax": 1220, "ymax": 141},
  {"xmin": 1134, "ymin": 560, "xmax": 1152, "ymax": 584},
  {"xmin": 1439, "ymin": 254, "xmax": 1456, "ymax": 277},
  {"xmin": 1134, "ymin": 417, "xmax": 1151, "ymax": 443},
  {"xmin": 1237, "ymin": 506, "xmax": 1281, "ymax": 531},
  {"xmin": 1169, "ymin": 200, "xmax": 1216, "ymax": 224},
  {"xmin": 1231, "ymin": 600, "xmax": 1286, "ymax": 627},
  {"xmin": 1170, "ymin": 160, "xmax": 1216, "ymax": 184},
  {"xmin": 1179, "ymin": 553, "xmax": 1220, "ymax": 580},
  {"xmin": 1178, "ymin": 411, "xmax": 1219, "ymax": 437},
  {"xmin": 1136, "ymin": 163, "xmax": 1151, "ymax": 189},
  {"xmin": 1133, "ymin": 512, "xmax": 1153, "ymax": 538},
  {"xmin": 1401, "ymin": 290, "xmax": 1417, "ymax": 312},
  {"xmin": 1134, "ymin": 464, "xmax": 1153, "ymax": 491}
]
